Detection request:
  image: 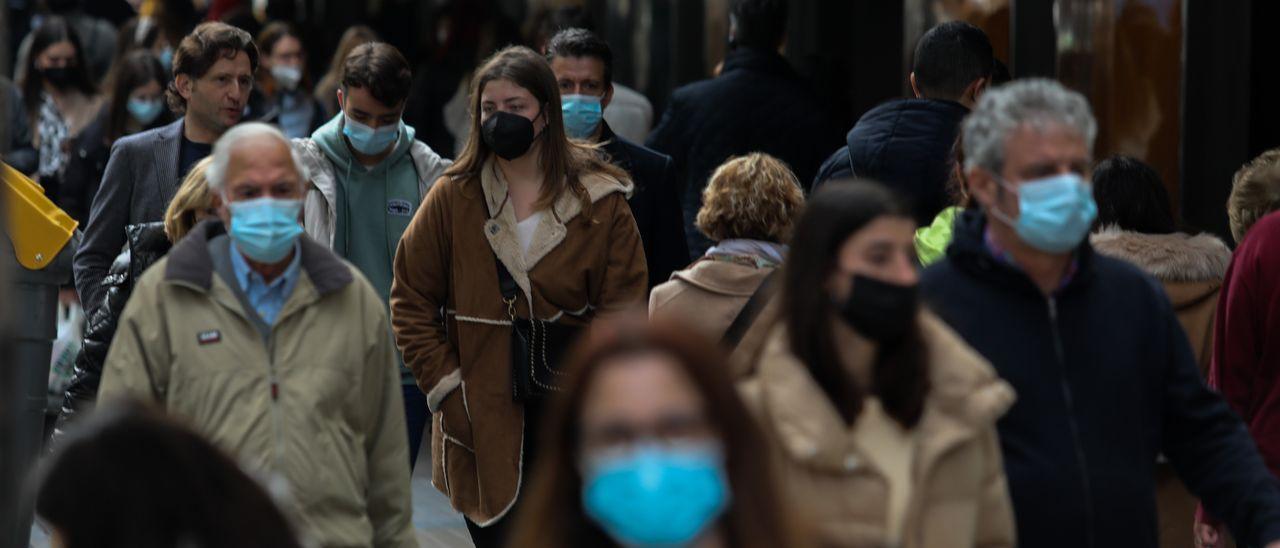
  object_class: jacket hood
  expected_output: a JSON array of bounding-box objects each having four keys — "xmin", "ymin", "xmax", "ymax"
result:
[
  {"xmin": 846, "ymin": 98, "xmax": 968, "ymax": 172},
  {"xmin": 754, "ymin": 312, "xmax": 1014, "ymax": 472},
  {"xmin": 312, "ymin": 112, "xmax": 416, "ymax": 173},
  {"xmin": 1089, "ymin": 227, "xmax": 1231, "ymax": 283}
]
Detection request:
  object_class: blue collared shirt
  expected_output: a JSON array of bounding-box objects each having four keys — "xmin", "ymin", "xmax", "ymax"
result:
[{"xmin": 229, "ymin": 241, "xmax": 303, "ymax": 325}]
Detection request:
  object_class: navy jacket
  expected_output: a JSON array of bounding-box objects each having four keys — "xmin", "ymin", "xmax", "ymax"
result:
[
  {"xmin": 646, "ymin": 47, "xmax": 840, "ymax": 257},
  {"xmin": 920, "ymin": 209, "xmax": 1280, "ymax": 548},
  {"xmin": 599, "ymin": 122, "xmax": 690, "ymax": 289},
  {"xmin": 813, "ymin": 98, "xmax": 968, "ymax": 226}
]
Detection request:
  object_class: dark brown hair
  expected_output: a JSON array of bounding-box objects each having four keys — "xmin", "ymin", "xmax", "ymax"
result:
[
  {"xmin": 314, "ymin": 25, "xmax": 378, "ymax": 112},
  {"xmin": 21, "ymin": 16, "xmax": 97, "ymax": 116},
  {"xmin": 256, "ymin": 21, "xmax": 311, "ymax": 93},
  {"xmin": 510, "ymin": 313, "xmax": 806, "ymax": 548},
  {"xmin": 33, "ymin": 400, "xmax": 300, "ymax": 548},
  {"xmin": 444, "ymin": 45, "xmax": 627, "ymax": 214},
  {"xmin": 339, "ymin": 42, "xmax": 412, "ymax": 108},
  {"xmin": 102, "ymin": 50, "xmax": 172, "ymax": 144},
  {"xmin": 947, "ymin": 133, "xmax": 973, "ymax": 209},
  {"xmin": 165, "ymin": 22, "xmax": 259, "ymax": 114},
  {"xmin": 782, "ymin": 180, "xmax": 930, "ymax": 427}
]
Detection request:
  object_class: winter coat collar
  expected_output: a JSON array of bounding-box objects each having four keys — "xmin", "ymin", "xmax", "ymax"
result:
[
  {"xmin": 754, "ymin": 312, "xmax": 1015, "ymax": 477},
  {"xmin": 598, "ymin": 121, "xmax": 636, "ymax": 173},
  {"xmin": 479, "ymin": 157, "xmax": 632, "ymax": 300},
  {"xmin": 847, "ymin": 98, "xmax": 969, "ymax": 150},
  {"xmin": 164, "ymin": 219, "xmax": 353, "ymax": 296},
  {"xmin": 947, "ymin": 208, "xmax": 1097, "ymax": 296},
  {"xmin": 1089, "ymin": 226, "xmax": 1231, "ymax": 283},
  {"xmin": 672, "ymin": 258, "xmax": 778, "ymax": 297},
  {"xmin": 721, "ymin": 47, "xmax": 801, "ymax": 81}
]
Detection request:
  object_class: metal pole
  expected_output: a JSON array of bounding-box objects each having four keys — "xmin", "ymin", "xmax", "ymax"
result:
[{"xmin": 0, "ymin": 225, "xmax": 76, "ymax": 548}]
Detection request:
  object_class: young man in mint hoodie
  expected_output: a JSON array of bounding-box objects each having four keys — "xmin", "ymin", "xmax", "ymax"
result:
[{"xmin": 293, "ymin": 42, "xmax": 452, "ymax": 468}]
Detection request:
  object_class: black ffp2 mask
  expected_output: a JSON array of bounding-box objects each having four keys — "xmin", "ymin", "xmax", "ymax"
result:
[
  {"xmin": 836, "ymin": 274, "xmax": 918, "ymax": 343},
  {"xmin": 482, "ymin": 110, "xmax": 541, "ymax": 160}
]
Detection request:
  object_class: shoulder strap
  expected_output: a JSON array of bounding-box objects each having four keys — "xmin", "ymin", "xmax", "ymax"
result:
[
  {"xmin": 495, "ymin": 255, "xmax": 519, "ymax": 308},
  {"xmin": 721, "ymin": 270, "xmax": 779, "ymax": 349}
]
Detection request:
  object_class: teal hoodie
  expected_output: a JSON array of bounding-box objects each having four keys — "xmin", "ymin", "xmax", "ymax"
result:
[{"xmin": 313, "ymin": 114, "xmax": 421, "ymax": 383}]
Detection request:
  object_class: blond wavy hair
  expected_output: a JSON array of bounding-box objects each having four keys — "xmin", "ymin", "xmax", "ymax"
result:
[
  {"xmin": 696, "ymin": 153, "xmax": 805, "ymax": 243},
  {"xmin": 1228, "ymin": 147, "xmax": 1280, "ymax": 244},
  {"xmin": 164, "ymin": 156, "xmax": 217, "ymax": 241}
]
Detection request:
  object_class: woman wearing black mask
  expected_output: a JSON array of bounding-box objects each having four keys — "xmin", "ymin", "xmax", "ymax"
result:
[
  {"xmin": 390, "ymin": 45, "xmax": 647, "ymax": 548},
  {"xmin": 19, "ymin": 16, "xmax": 101, "ymax": 204},
  {"xmin": 739, "ymin": 180, "xmax": 1017, "ymax": 548}
]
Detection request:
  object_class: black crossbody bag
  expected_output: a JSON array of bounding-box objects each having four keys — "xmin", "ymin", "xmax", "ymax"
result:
[{"xmin": 496, "ymin": 258, "xmax": 582, "ymax": 401}]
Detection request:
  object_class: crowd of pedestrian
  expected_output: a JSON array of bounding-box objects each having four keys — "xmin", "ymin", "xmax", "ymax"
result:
[{"xmin": 9, "ymin": 1, "xmax": 1280, "ymax": 548}]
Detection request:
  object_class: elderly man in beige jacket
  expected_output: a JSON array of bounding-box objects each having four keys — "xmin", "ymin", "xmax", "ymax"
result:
[{"xmin": 99, "ymin": 122, "xmax": 416, "ymax": 548}]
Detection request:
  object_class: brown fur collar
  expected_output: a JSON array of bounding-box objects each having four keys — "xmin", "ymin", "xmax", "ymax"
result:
[{"xmin": 1090, "ymin": 226, "xmax": 1232, "ymax": 283}]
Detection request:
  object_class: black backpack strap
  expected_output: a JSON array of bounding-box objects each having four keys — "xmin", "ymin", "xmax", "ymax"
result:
[{"xmin": 721, "ymin": 270, "xmax": 779, "ymax": 349}]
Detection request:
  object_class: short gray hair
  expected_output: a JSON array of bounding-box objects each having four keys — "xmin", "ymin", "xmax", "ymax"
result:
[
  {"xmin": 962, "ymin": 78, "xmax": 1097, "ymax": 174},
  {"xmin": 205, "ymin": 122, "xmax": 310, "ymax": 192}
]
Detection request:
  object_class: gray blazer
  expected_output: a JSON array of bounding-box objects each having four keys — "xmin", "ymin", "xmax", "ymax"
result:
[{"xmin": 73, "ymin": 119, "xmax": 185, "ymax": 309}]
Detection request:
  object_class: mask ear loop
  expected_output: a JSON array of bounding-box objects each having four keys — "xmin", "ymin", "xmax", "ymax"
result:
[{"xmin": 984, "ymin": 172, "xmax": 1020, "ymax": 228}]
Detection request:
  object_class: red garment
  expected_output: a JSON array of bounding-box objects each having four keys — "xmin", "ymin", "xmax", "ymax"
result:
[
  {"xmin": 205, "ymin": 0, "xmax": 247, "ymax": 21},
  {"xmin": 1199, "ymin": 211, "xmax": 1280, "ymax": 527}
]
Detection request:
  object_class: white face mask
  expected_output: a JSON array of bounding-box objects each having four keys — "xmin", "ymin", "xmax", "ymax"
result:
[{"xmin": 271, "ymin": 65, "xmax": 303, "ymax": 91}]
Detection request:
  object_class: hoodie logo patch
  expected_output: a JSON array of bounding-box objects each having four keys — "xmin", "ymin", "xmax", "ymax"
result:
[
  {"xmin": 387, "ymin": 199, "xmax": 413, "ymax": 217},
  {"xmin": 197, "ymin": 330, "xmax": 221, "ymax": 345}
]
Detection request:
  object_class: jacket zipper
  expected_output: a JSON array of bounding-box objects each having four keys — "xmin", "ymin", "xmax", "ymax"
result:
[
  {"xmin": 1047, "ymin": 296, "xmax": 1095, "ymax": 548},
  {"xmin": 267, "ymin": 333, "xmax": 283, "ymax": 475}
]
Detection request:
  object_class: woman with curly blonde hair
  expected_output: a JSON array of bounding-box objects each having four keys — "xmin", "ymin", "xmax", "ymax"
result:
[{"xmin": 650, "ymin": 153, "xmax": 804, "ymax": 374}]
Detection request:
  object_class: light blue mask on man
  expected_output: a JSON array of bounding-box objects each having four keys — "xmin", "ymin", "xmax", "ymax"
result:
[
  {"xmin": 561, "ymin": 94, "xmax": 604, "ymax": 140},
  {"xmin": 342, "ymin": 116, "xmax": 402, "ymax": 155},
  {"xmin": 989, "ymin": 172, "xmax": 1098, "ymax": 254},
  {"xmin": 227, "ymin": 197, "xmax": 304, "ymax": 263},
  {"xmin": 582, "ymin": 442, "xmax": 730, "ymax": 547}
]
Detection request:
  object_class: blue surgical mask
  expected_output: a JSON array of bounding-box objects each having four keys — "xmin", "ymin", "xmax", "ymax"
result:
[
  {"xmin": 561, "ymin": 94, "xmax": 604, "ymax": 140},
  {"xmin": 342, "ymin": 115, "xmax": 401, "ymax": 155},
  {"xmin": 989, "ymin": 172, "xmax": 1098, "ymax": 253},
  {"xmin": 226, "ymin": 197, "xmax": 304, "ymax": 263},
  {"xmin": 158, "ymin": 46, "xmax": 173, "ymax": 71},
  {"xmin": 127, "ymin": 98, "xmax": 164, "ymax": 125},
  {"xmin": 582, "ymin": 442, "xmax": 730, "ymax": 547}
]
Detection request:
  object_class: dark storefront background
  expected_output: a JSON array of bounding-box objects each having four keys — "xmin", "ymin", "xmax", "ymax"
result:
[{"xmin": 4, "ymin": 0, "xmax": 1277, "ymax": 239}]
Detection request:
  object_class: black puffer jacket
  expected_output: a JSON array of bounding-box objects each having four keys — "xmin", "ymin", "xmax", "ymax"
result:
[
  {"xmin": 812, "ymin": 98, "xmax": 968, "ymax": 226},
  {"xmin": 56, "ymin": 222, "xmax": 170, "ymax": 431}
]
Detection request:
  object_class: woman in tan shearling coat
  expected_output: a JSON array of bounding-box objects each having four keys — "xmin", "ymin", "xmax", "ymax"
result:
[
  {"xmin": 740, "ymin": 181, "xmax": 1016, "ymax": 548},
  {"xmin": 389, "ymin": 46, "xmax": 647, "ymax": 548}
]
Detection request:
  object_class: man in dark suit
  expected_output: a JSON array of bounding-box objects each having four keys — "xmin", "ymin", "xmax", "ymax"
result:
[
  {"xmin": 74, "ymin": 22, "xmax": 258, "ymax": 310},
  {"xmin": 645, "ymin": 0, "xmax": 840, "ymax": 257},
  {"xmin": 545, "ymin": 28, "xmax": 689, "ymax": 289}
]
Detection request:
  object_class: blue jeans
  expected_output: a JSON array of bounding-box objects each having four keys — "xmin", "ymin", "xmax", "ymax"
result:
[{"xmin": 403, "ymin": 385, "xmax": 428, "ymax": 470}]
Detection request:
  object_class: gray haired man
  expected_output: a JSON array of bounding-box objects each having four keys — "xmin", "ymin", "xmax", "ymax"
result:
[
  {"xmin": 921, "ymin": 79, "xmax": 1280, "ymax": 548},
  {"xmin": 99, "ymin": 123, "xmax": 417, "ymax": 547}
]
